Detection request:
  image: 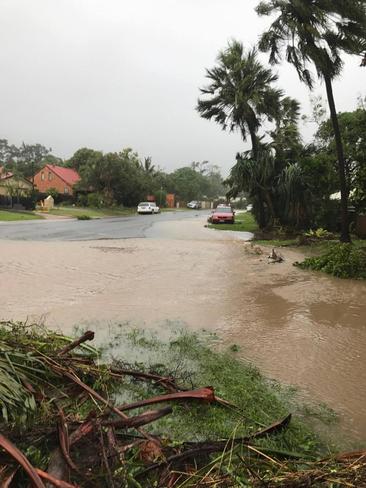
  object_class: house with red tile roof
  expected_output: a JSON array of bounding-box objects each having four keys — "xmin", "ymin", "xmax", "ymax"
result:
[{"xmin": 34, "ymin": 164, "xmax": 80, "ymax": 196}]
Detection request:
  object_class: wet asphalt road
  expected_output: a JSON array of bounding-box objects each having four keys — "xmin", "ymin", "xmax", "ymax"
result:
[{"xmin": 0, "ymin": 211, "xmax": 208, "ymax": 241}]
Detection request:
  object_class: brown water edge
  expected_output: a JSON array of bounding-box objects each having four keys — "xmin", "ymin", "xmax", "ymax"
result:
[
  {"xmin": 219, "ymin": 244, "xmax": 366, "ymax": 446},
  {"xmin": 1, "ymin": 235, "xmax": 365, "ymax": 446}
]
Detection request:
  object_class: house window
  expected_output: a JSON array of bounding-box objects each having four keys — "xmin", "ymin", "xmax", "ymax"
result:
[
  {"xmin": 64, "ymin": 187, "xmax": 69, "ymax": 194},
  {"xmin": 41, "ymin": 172, "xmax": 45, "ymax": 181},
  {"xmin": 48, "ymin": 172, "xmax": 52, "ymax": 181}
]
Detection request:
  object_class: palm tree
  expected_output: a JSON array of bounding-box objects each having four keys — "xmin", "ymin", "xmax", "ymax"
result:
[
  {"xmin": 141, "ymin": 156, "xmax": 155, "ymax": 175},
  {"xmin": 228, "ymin": 146, "xmax": 277, "ymax": 228},
  {"xmin": 197, "ymin": 40, "xmax": 283, "ymax": 160},
  {"xmin": 256, "ymin": 0, "xmax": 366, "ymax": 242}
]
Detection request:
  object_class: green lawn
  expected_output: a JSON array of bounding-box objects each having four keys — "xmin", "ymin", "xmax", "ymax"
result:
[
  {"xmin": 255, "ymin": 238, "xmax": 299, "ymax": 247},
  {"xmin": 49, "ymin": 206, "xmax": 136, "ymax": 218},
  {"xmin": 0, "ymin": 210, "xmax": 42, "ymax": 221},
  {"xmin": 208, "ymin": 211, "xmax": 259, "ymax": 233}
]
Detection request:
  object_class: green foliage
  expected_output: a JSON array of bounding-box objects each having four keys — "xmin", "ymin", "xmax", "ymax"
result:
[
  {"xmin": 76, "ymin": 214, "xmax": 91, "ymax": 220},
  {"xmin": 228, "ymin": 141, "xmax": 313, "ymax": 230},
  {"xmin": 317, "ymin": 109, "xmax": 366, "ymax": 212},
  {"xmin": 0, "ymin": 346, "xmax": 41, "ymax": 423},
  {"xmin": 153, "ymin": 189, "xmax": 167, "ymax": 207},
  {"xmin": 45, "ymin": 187, "xmax": 59, "ymax": 201},
  {"xmin": 295, "ymin": 243, "xmax": 366, "ymax": 279},
  {"xmin": 87, "ymin": 192, "xmax": 103, "ymax": 207},
  {"xmin": 166, "ymin": 166, "xmax": 207, "ymax": 202},
  {"xmin": 76, "ymin": 193, "xmax": 88, "ymax": 206},
  {"xmin": 197, "ymin": 41, "xmax": 283, "ymax": 157},
  {"xmin": 257, "ymin": 0, "xmax": 366, "ymax": 242},
  {"xmin": 0, "ymin": 139, "xmax": 53, "ymax": 178},
  {"xmin": 0, "ymin": 323, "xmax": 98, "ymax": 425},
  {"xmin": 305, "ymin": 228, "xmax": 334, "ymax": 240},
  {"xmin": 109, "ymin": 327, "xmax": 325, "ymax": 454},
  {"xmin": 70, "ymin": 147, "xmax": 225, "ymax": 207},
  {"xmin": 256, "ymin": 1, "xmax": 366, "ymax": 88}
]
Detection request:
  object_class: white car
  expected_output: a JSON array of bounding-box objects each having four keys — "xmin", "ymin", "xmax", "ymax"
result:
[
  {"xmin": 137, "ymin": 202, "xmax": 160, "ymax": 214},
  {"xmin": 187, "ymin": 201, "xmax": 201, "ymax": 209}
]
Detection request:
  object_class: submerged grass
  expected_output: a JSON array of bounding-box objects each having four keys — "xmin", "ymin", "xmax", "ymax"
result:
[{"xmin": 108, "ymin": 327, "xmax": 329, "ymax": 454}]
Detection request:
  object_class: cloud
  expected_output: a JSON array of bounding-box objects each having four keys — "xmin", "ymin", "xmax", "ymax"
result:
[{"xmin": 0, "ymin": 0, "xmax": 364, "ymax": 175}]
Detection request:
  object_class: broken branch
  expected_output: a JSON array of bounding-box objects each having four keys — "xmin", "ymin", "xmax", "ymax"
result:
[{"xmin": 58, "ymin": 331, "xmax": 95, "ymax": 356}]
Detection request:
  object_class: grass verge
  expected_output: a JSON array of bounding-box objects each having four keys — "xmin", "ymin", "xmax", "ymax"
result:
[
  {"xmin": 255, "ymin": 238, "xmax": 299, "ymax": 247},
  {"xmin": 0, "ymin": 210, "xmax": 41, "ymax": 221},
  {"xmin": 48, "ymin": 206, "xmax": 136, "ymax": 218},
  {"xmin": 208, "ymin": 211, "xmax": 259, "ymax": 233}
]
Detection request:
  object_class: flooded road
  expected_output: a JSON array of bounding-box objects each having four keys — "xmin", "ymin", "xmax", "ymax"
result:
[{"xmin": 0, "ymin": 214, "xmax": 365, "ymax": 444}]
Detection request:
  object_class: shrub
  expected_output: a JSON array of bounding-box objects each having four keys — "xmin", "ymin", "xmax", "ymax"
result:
[
  {"xmin": 313, "ymin": 199, "xmax": 340, "ymax": 232},
  {"xmin": 76, "ymin": 214, "xmax": 91, "ymax": 220},
  {"xmin": 76, "ymin": 193, "xmax": 87, "ymax": 207},
  {"xmin": 295, "ymin": 243, "xmax": 366, "ymax": 279},
  {"xmin": 87, "ymin": 192, "xmax": 103, "ymax": 208}
]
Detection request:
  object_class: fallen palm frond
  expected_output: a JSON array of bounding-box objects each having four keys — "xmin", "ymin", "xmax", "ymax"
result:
[{"xmin": 0, "ymin": 322, "xmax": 364, "ymax": 487}]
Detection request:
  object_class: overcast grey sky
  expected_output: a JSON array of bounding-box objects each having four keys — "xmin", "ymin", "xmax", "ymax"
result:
[{"xmin": 1, "ymin": 0, "xmax": 365, "ymax": 175}]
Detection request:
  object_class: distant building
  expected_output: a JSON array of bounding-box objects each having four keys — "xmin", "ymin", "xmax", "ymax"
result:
[
  {"xmin": 34, "ymin": 164, "xmax": 80, "ymax": 195},
  {"xmin": 0, "ymin": 167, "xmax": 33, "ymax": 200}
]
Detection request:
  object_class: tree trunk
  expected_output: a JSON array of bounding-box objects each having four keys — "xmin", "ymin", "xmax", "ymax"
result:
[
  {"xmin": 249, "ymin": 128, "xmax": 259, "ymax": 161},
  {"xmin": 249, "ymin": 128, "xmax": 263, "ymax": 227},
  {"xmin": 264, "ymin": 191, "xmax": 275, "ymax": 229},
  {"xmin": 324, "ymin": 75, "xmax": 351, "ymax": 243},
  {"xmin": 258, "ymin": 195, "xmax": 266, "ymax": 229}
]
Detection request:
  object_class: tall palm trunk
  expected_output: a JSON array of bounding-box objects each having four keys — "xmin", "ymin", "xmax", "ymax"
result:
[
  {"xmin": 249, "ymin": 127, "xmax": 267, "ymax": 229},
  {"xmin": 324, "ymin": 75, "xmax": 351, "ymax": 243},
  {"xmin": 249, "ymin": 127, "xmax": 259, "ymax": 161}
]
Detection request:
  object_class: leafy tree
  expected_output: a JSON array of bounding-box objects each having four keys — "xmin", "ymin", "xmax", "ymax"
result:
[
  {"xmin": 68, "ymin": 148, "xmax": 102, "ymax": 171},
  {"xmin": 269, "ymin": 97, "xmax": 302, "ymax": 163},
  {"xmin": 317, "ymin": 108, "xmax": 366, "ymax": 211},
  {"xmin": 256, "ymin": 0, "xmax": 366, "ymax": 241},
  {"xmin": 76, "ymin": 148, "xmax": 154, "ymax": 207},
  {"xmin": 141, "ymin": 156, "xmax": 155, "ymax": 174},
  {"xmin": 0, "ymin": 139, "xmax": 12, "ymax": 165},
  {"xmin": 227, "ymin": 95, "xmax": 302, "ymax": 228},
  {"xmin": 166, "ymin": 167, "xmax": 207, "ymax": 202},
  {"xmin": 0, "ymin": 141, "xmax": 51, "ymax": 181},
  {"xmin": 228, "ymin": 147, "xmax": 277, "ymax": 228},
  {"xmin": 190, "ymin": 161, "xmax": 225, "ymax": 198},
  {"xmin": 197, "ymin": 41, "xmax": 283, "ymax": 158}
]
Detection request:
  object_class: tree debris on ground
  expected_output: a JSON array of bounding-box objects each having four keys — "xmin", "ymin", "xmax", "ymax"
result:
[
  {"xmin": 268, "ymin": 248, "xmax": 284, "ymax": 263},
  {"xmin": 0, "ymin": 322, "xmax": 364, "ymax": 487}
]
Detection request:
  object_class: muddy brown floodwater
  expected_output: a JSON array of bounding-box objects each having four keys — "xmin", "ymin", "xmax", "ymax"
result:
[{"xmin": 1, "ymin": 216, "xmax": 365, "ymax": 445}]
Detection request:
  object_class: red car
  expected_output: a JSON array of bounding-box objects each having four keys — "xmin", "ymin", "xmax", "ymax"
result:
[{"xmin": 208, "ymin": 206, "xmax": 235, "ymax": 224}]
